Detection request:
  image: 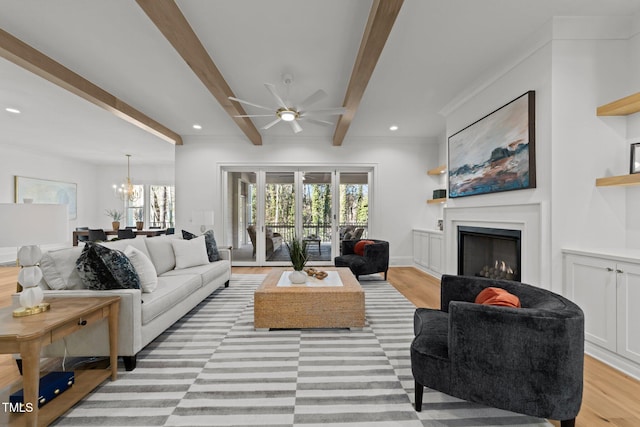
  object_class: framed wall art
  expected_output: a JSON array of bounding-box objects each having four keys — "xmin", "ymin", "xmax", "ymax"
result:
[
  {"xmin": 448, "ymin": 91, "xmax": 536, "ymax": 198},
  {"xmin": 14, "ymin": 176, "xmax": 77, "ymax": 219},
  {"xmin": 631, "ymin": 143, "xmax": 640, "ymax": 174}
]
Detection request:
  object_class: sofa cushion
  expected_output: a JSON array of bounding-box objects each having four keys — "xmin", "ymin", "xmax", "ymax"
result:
[
  {"xmin": 182, "ymin": 229, "xmax": 220, "ymax": 262},
  {"xmin": 100, "ymin": 237, "xmax": 151, "ymax": 260},
  {"xmin": 40, "ymin": 246, "xmax": 85, "ymax": 290},
  {"xmin": 124, "ymin": 245, "xmax": 158, "ymax": 293},
  {"xmin": 76, "ymin": 243, "xmax": 141, "ymax": 290},
  {"xmin": 172, "ymin": 236, "xmax": 209, "ymax": 269},
  {"xmin": 161, "ymin": 259, "xmax": 230, "ymax": 285},
  {"xmin": 144, "ymin": 236, "xmax": 176, "ymax": 275},
  {"xmin": 140, "ymin": 274, "xmax": 201, "ymax": 325}
]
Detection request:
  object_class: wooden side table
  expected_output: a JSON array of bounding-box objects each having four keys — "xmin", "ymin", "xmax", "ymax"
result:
[{"xmin": 0, "ymin": 296, "xmax": 120, "ymax": 427}]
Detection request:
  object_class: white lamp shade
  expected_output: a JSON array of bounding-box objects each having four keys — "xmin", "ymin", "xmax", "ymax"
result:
[{"xmin": 0, "ymin": 203, "xmax": 68, "ymax": 247}]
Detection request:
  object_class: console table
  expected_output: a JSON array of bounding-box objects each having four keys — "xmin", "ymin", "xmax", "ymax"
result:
[{"xmin": 1, "ymin": 296, "xmax": 120, "ymax": 427}]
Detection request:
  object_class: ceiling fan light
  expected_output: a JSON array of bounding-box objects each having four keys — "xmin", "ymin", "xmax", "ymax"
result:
[{"xmin": 280, "ymin": 110, "xmax": 296, "ymax": 122}]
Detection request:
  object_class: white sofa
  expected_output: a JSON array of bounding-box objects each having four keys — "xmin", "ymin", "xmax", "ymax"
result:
[{"xmin": 18, "ymin": 235, "xmax": 231, "ymax": 370}]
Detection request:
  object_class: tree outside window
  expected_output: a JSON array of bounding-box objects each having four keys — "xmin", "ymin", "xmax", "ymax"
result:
[{"xmin": 150, "ymin": 185, "xmax": 175, "ymax": 228}]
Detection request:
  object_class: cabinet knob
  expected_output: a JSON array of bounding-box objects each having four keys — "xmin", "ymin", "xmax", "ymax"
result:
[
  {"xmin": 616, "ymin": 269, "xmax": 624, "ymax": 274},
  {"xmin": 606, "ymin": 267, "xmax": 614, "ymax": 272},
  {"xmin": 78, "ymin": 319, "xmax": 87, "ymax": 326}
]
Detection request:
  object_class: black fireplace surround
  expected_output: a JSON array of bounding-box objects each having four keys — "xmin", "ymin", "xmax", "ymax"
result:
[{"xmin": 457, "ymin": 226, "xmax": 521, "ymax": 282}]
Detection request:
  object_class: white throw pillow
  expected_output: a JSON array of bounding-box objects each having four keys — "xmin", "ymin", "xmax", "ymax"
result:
[
  {"xmin": 171, "ymin": 235, "xmax": 209, "ymax": 269},
  {"xmin": 124, "ymin": 245, "xmax": 158, "ymax": 293}
]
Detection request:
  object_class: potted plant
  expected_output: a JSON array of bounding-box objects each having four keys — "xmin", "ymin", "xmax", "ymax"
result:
[
  {"xmin": 134, "ymin": 209, "xmax": 144, "ymax": 230},
  {"xmin": 287, "ymin": 237, "xmax": 309, "ymax": 284},
  {"xmin": 105, "ymin": 209, "xmax": 123, "ymax": 231}
]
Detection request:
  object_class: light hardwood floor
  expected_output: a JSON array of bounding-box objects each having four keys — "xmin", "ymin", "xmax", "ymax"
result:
[{"xmin": 1, "ymin": 265, "xmax": 639, "ymax": 426}]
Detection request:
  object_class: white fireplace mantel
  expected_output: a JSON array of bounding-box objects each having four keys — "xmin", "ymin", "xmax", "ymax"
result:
[{"xmin": 443, "ymin": 202, "xmax": 547, "ymax": 288}]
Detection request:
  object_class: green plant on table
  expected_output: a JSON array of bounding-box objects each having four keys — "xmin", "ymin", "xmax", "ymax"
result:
[
  {"xmin": 287, "ymin": 237, "xmax": 309, "ymax": 271},
  {"xmin": 105, "ymin": 209, "xmax": 123, "ymax": 221}
]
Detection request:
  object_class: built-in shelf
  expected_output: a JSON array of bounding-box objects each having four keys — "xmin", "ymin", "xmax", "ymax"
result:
[
  {"xmin": 426, "ymin": 198, "xmax": 447, "ymax": 204},
  {"xmin": 595, "ymin": 173, "xmax": 640, "ymax": 187},
  {"xmin": 597, "ymin": 92, "xmax": 640, "ymax": 116},
  {"xmin": 427, "ymin": 165, "xmax": 446, "ymax": 176}
]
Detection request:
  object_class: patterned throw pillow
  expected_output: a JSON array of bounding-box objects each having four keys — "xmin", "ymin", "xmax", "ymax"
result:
[
  {"xmin": 75, "ymin": 243, "xmax": 141, "ymax": 290},
  {"xmin": 182, "ymin": 229, "xmax": 220, "ymax": 262}
]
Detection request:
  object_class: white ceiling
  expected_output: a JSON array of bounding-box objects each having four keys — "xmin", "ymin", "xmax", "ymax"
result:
[{"xmin": 1, "ymin": 0, "xmax": 639, "ymax": 165}]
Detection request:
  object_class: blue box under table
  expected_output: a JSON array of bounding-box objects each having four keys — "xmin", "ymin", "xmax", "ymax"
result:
[{"xmin": 10, "ymin": 371, "xmax": 75, "ymax": 408}]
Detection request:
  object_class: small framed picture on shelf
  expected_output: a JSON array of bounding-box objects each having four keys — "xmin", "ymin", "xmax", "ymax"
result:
[{"xmin": 631, "ymin": 143, "xmax": 640, "ymax": 174}]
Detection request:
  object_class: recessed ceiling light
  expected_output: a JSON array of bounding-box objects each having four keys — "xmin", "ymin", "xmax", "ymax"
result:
[
  {"xmin": 192, "ymin": 124, "xmax": 202, "ymax": 130},
  {"xmin": 5, "ymin": 107, "xmax": 21, "ymax": 114},
  {"xmin": 389, "ymin": 125, "xmax": 398, "ymax": 131}
]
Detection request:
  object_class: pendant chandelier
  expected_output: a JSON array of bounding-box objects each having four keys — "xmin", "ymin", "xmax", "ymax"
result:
[{"xmin": 113, "ymin": 154, "xmax": 141, "ymax": 203}]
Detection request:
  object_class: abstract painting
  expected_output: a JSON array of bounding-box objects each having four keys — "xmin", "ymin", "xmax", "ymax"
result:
[
  {"xmin": 15, "ymin": 176, "xmax": 77, "ymax": 219},
  {"xmin": 448, "ymin": 91, "xmax": 536, "ymax": 198}
]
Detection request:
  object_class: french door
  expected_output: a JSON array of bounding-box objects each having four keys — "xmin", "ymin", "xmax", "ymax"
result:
[{"xmin": 225, "ymin": 167, "xmax": 370, "ymax": 266}]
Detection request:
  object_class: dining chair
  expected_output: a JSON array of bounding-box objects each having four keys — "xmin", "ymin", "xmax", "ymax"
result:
[
  {"xmin": 88, "ymin": 229, "xmax": 107, "ymax": 242},
  {"xmin": 117, "ymin": 229, "xmax": 136, "ymax": 239},
  {"xmin": 76, "ymin": 226, "xmax": 89, "ymax": 243}
]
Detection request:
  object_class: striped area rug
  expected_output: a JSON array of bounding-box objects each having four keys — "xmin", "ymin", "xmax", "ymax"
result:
[{"xmin": 53, "ymin": 274, "xmax": 551, "ymax": 427}]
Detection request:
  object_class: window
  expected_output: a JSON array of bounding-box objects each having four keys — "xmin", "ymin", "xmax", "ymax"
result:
[
  {"xmin": 150, "ymin": 185, "xmax": 175, "ymax": 228},
  {"xmin": 125, "ymin": 185, "xmax": 144, "ymax": 227}
]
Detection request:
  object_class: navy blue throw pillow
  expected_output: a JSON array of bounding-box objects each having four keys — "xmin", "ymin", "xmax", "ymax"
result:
[
  {"xmin": 76, "ymin": 243, "xmax": 141, "ymax": 290},
  {"xmin": 182, "ymin": 229, "xmax": 220, "ymax": 262}
]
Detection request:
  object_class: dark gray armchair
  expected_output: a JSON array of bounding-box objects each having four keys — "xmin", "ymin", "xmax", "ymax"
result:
[
  {"xmin": 411, "ymin": 275, "xmax": 584, "ymax": 427},
  {"xmin": 334, "ymin": 239, "xmax": 389, "ymax": 280}
]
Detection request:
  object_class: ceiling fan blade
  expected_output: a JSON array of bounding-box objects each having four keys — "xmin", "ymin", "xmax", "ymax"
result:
[
  {"xmin": 297, "ymin": 89, "xmax": 327, "ymax": 110},
  {"xmin": 262, "ymin": 117, "xmax": 282, "ymax": 130},
  {"xmin": 265, "ymin": 83, "xmax": 289, "ymax": 109},
  {"xmin": 302, "ymin": 107, "xmax": 346, "ymax": 116},
  {"xmin": 300, "ymin": 117, "xmax": 334, "ymax": 127},
  {"xmin": 234, "ymin": 114, "xmax": 275, "ymax": 117},
  {"xmin": 228, "ymin": 96, "xmax": 273, "ymax": 111},
  {"xmin": 290, "ymin": 120, "xmax": 303, "ymax": 134}
]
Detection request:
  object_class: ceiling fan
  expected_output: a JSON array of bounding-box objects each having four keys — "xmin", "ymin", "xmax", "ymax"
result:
[{"xmin": 228, "ymin": 74, "xmax": 345, "ymax": 134}]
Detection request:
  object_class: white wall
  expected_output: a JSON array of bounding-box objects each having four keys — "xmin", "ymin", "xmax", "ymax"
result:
[
  {"xmin": 551, "ymin": 18, "xmax": 632, "ymax": 290},
  {"xmin": 442, "ymin": 34, "xmax": 553, "ymax": 288},
  {"xmin": 0, "ymin": 145, "xmax": 100, "ymax": 262},
  {"xmin": 439, "ymin": 16, "xmax": 639, "ymax": 293},
  {"xmin": 0, "ymin": 146, "xmax": 175, "ymax": 263},
  {"xmin": 626, "ymin": 19, "xmax": 640, "ymax": 248},
  {"xmin": 175, "ymin": 136, "xmax": 440, "ymax": 265}
]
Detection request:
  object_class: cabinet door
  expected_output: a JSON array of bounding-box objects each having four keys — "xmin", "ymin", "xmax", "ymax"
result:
[
  {"xmin": 565, "ymin": 255, "xmax": 617, "ymax": 352},
  {"xmin": 428, "ymin": 234, "xmax": 443, "ymax": 273},
  {"xmin": 616, "ymin": 261, "xmax": 640, "ymax": 364},
  {"xmin": 419, "ymin": 233, "xmax": 429, "ymax": 267},
  {"xmin": 412, "ymin": 231, "xmax": 421, "ymax": 264}
]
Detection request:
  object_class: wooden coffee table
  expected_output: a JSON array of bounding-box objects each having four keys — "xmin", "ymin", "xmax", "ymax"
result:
[{"xmin": 254, "ymin": 267, "xmax": 365, "ymax": 330}]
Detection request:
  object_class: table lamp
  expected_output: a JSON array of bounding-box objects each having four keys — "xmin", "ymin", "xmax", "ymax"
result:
[{"xmin": 0, "ymin": 203, "xmax": 68, "ymax": 317}]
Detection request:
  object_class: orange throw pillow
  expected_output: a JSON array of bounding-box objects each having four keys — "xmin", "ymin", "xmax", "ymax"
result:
[
  {"xmin": 354, "ymin": 240, "xmax": 375, "ymax": 256},
  {"xmin": 475, "ymin": 287, "xmax": 521, "ymax": 308}
]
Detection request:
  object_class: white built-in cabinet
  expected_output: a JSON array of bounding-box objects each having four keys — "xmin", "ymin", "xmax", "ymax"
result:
[
  {"xmin": 564, "ymin": 249, "xmax": 640, "ymax": 377},
  {"xmin": 413, "ymin": 229, "xmax": 443, "ymax": 276}
]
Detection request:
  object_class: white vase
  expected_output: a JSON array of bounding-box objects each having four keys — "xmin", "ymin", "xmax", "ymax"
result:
[{"xmin": 289, "ymin": 270, "xmax": 307, "ymax": 284}]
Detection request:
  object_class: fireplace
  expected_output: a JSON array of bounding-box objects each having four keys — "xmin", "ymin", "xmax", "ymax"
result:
[{"xmin": 457, "ymin": 226, "xmax": 521, "ymax": 282}]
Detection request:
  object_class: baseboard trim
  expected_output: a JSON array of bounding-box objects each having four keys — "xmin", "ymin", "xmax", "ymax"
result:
[{"xmin": 585, "ymin": 342, "xmax": 640, "ymax": 381}]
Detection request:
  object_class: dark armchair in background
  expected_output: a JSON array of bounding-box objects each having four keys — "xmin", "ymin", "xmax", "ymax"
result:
[
  {"xmin": 334, "ymin": 239, "xmax": 389, "ymax": 280},
  {"xmin": 410, "ymin": 275, "xmax": 584, "ymax": 427}
]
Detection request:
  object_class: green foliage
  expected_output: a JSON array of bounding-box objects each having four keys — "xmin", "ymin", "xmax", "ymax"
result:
[
  {"xmin": 287, "ymin": 237, "xmax": 308, "ymax": 271},
  {"xmin": 105, "ymin": 209, "xmax": 123, "ymax": 221},
  {"xmin": 134, "ymin": 208, "xmax": 143, "ymax": 222}
]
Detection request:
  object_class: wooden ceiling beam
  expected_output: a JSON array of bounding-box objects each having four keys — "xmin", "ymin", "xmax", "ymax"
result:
[
  {"xmin": 333, "ymin": 0, "xmax": 404, "ymax": 146},
  {"xmin": 0, "ymin": 27, "xmax": 183, "ymax": 145},
  {"xmin": 136, "ymin": 0, "xmax": 262, "ymax": 146}
]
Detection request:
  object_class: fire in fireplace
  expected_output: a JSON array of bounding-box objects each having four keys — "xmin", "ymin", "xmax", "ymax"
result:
[{"xmin": 457, "ymin": 226, "xmax": 521, "ymax": 282}]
